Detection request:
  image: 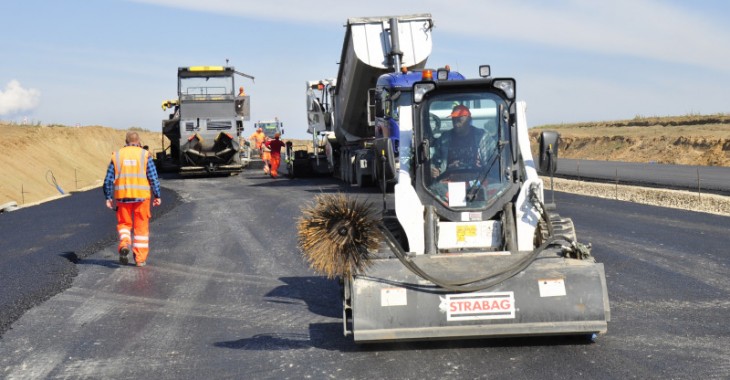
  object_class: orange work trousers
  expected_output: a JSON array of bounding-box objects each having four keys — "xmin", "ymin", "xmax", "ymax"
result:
[
  {"xmin": 261, "ymin": 150, "xmax": 271, "ymax": 174},
  {"xmin": 269, "ymin": 153, "xmax": 281, "ymax": 178},
  {"xmin": 116, "ymin": 199, "xmax": 151, "ymax": 264}
]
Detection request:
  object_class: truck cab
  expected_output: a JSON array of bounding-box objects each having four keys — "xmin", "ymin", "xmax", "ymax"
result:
[{"xmin": 370, "ymin": 69, "xmax": 466, "ymax": 191}]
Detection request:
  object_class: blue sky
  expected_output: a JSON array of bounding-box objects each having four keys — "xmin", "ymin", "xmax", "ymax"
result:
[{"xmin": 1, "ymin": 0, "xmax": 729, "ymax": 139}]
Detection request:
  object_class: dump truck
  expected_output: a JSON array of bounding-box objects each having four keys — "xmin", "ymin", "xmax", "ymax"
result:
[
  {"xmin": 157, "ymin": 66, "xmax": 253, "ymax": 175},
  {"xmin": 296, "ymin": 14, "xmax": 610, "ymax": 343},
  {"xmin": 289, "ymin": 14, "xmax": 431, "ymax": 190}
]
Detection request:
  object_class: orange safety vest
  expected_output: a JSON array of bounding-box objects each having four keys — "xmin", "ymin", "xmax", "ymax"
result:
[{"xmin": 112, "ymin": 146, "xmax": 151, "ymax": 199}]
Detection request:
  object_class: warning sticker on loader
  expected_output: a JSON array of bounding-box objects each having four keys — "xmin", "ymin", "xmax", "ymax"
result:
[
  {"xmin": 538, "ymin": 278, "xmax": 566, "ymax": 297},
  {"xmin": 381, "ymin": 288, "xmax": 407, "ymax": 307},
  {"xmin": 440, "ymin": 292, "xmax": 515, "ymax": 321}
]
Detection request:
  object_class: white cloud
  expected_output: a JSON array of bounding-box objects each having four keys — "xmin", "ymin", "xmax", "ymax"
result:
[
  {"xmin": 0, "ymin": 80, "xmax": 41, "ymax": 115},
  {"xmin": 437, "ymin": 0, "xmax": 730, "ymax": 72},
  {"xmin": 131, "ymin": 0, "xmax": 730, "ymax": 71}
]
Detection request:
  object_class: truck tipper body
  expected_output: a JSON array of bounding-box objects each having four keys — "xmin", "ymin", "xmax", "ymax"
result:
[{"xmin": 290, "ymin": 14, "xmax": 432, "ymax": 189}]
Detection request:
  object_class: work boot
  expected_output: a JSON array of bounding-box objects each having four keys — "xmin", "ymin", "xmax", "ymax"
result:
[
  {"xmin": 136, "ymin": 261, "xmax": 146, "ymax": 267},
  {"xmin": 119, "ymin": 246, "xmax": 130, "ymax": 265}
]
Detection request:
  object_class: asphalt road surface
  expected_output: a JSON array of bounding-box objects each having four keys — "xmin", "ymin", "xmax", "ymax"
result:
[
  {"xmin": 1, "ymin": 169, "xmax": 728, "ymax": 379},
  {"xmin": 556, "ymin": 158, "xmax": 730, "ymax": 194}
]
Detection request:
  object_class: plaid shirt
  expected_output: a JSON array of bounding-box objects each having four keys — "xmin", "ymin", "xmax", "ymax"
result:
[
  {"xmin": 103, "ymin": 150, "xmax": 161, "ymax": 202},
  {"xmin": 432, "ymin": 125, "xmax": 496, "ymax": 174}
]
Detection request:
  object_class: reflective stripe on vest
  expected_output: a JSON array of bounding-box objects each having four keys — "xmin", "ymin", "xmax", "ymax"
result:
[{"xmin": 112, "ymin": 146, "xmax": 151, "ymax": 199}]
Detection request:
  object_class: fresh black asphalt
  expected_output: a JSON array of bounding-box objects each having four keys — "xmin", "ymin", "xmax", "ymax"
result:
[{"xmin": 0, "ymin": 186, "xmax": 179, "ymax": 336}]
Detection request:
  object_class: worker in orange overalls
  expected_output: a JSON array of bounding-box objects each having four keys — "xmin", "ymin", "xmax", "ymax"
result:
[
  {"xmin": 265, "ymin": 132, "xmax": 286, "ymax": 178},
  {"xmin": 261, "ymin": 136, "xmax": 272, "ymax": 175},
  {"xmin": 249, "ymin": 127, "xmax": 266, "ymax": 152},
  {"xmin": 103, "ymin": 131, "xmax": 162, "ymax": 267},
  {"xmin": 238, "ymin": 86, "xmax": 246, "ymax": 96}
]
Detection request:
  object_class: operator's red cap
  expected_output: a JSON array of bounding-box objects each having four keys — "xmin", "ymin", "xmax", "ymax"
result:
[{"xmin": 450, "ymin": 105, "xmax": 471, "ymax": 118}]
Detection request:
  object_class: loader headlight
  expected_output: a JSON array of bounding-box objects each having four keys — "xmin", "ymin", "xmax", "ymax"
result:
[
  {"xmin": 437, "ymin": 65, "xmax": 450, "ymax": 80},
  {"xmin": 479, "ymin": 65, "xmax": 491, "ymax": 78},
  {"xmin": 493, "ymin": 79, "xmax": 515, "ymax": 100},
  {"xmin": 414, "ymin": 83, "xmax": 436, "ymax": 103}
]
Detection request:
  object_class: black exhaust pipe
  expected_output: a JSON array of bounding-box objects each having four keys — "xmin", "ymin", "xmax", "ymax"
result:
[{"xmin": 389, "ymin": 18, "xmax": 403, "ymax": 71}]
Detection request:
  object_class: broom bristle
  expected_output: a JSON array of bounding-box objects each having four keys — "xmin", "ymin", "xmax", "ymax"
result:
[{"xmin": 297, "ymin": 193, "xmax": 383, "ymax": 278}]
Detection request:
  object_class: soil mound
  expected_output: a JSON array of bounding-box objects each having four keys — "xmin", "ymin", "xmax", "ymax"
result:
[
  {"xmin": 0, "ymin": 124, "xmax": 163, "ymax": 205},
  {"xmin": 529, "ymin": 114, "xmax": 730, "ymax": 166}
]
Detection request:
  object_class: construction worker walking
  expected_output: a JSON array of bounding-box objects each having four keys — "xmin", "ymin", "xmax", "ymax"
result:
[
  {"xmin": 103, "ymin": 131, "xmax": 162, "ymax": 267},
  {"xmin": 249, "ymin": 127, "xmax": 266, "ymax": 157},
  {"xmin": 264, "ymin": 132, "xmax": 286, "ymax": 178},
  {"xmin": 261, "ymin": 136, "xmax": 272, "ymax": 175}
]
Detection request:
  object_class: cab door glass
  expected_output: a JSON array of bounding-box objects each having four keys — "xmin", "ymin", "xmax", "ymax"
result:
[{"xmin": 422, "ymin": 92, "xmax": 509, "ymax": 209}]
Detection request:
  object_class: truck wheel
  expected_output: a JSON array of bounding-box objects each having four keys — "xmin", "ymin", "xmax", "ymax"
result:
[
  {"xmin": 383, "ymin": 216, "xmax": 409, "ymax": 252},
  {"xmin": 358, "ymin": 174, "xmax": 373, "ymax": 188}
]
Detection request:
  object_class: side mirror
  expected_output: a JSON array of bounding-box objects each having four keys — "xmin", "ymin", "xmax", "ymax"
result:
[{"xmin": 538, "ymin": 131, "xmax": 560, "ymax": 174}]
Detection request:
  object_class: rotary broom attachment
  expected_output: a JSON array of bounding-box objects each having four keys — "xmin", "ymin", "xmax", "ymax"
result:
[{"xmin": 297, "ymin": 193, "xmax": 384, "ymax": 279}]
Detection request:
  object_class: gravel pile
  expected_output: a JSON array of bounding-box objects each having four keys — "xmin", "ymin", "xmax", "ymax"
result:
[{"xmin": 544, "ymin": 177, "xmax": 730, "ymax": 216}]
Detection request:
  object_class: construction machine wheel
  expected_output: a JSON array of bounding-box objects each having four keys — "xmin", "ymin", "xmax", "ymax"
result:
[
  {"xmin": 382, "ymin": 214, "xmax": 409, "ymax": 252},
  {"xmin": 502, "ymin": 202, "xmax": 517, "ymax": 252},
  {"xmin": 535, "ymin": 211, "xmax": 577, "ymax": 247}
]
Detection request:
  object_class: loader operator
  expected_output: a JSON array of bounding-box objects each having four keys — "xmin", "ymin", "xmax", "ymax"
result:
[
  {"xmin": 103, "ymin": 131, "xmax": 162, "ymax": 267},
  {"xmin": 264, "ymin": 132, "xmax": 286, "ymax": 178},
  {"xmin": 428, "ymin": 105, "xmax": 500, "ymax": 206},
  {"xmin": 431, "ymin": 105, "xmax": 497, "ymax": 180}
]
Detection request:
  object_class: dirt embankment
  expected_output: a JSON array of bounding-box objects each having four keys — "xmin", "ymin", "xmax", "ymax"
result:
[
  {"xmin": 529, "ymin": 114, "xmax": 730, "ymax": 166},
  {"xmin": 0, "ymin": 124, "xmax": 163, "ymax": 205}
]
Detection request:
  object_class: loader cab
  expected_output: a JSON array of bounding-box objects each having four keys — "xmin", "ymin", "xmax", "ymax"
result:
[{"xmin": 413, "ymin": 78, "xmax": 520, "ymax": 220}]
